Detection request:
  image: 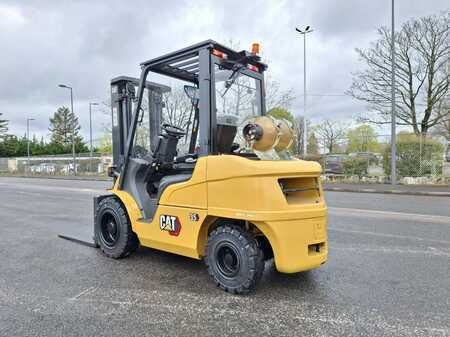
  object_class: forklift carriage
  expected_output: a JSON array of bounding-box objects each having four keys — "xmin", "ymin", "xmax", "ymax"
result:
[{"xmin": 92, "ymin": 40, "xmax": 327, "ymax": 294}]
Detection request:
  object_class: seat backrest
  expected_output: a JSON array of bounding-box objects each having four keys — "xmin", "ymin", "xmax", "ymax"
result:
[{"xmin": 153, "ymin": 135, "xmax": 179, "ymax": 163}]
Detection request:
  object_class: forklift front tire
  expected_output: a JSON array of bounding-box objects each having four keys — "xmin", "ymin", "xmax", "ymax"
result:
[
  {"xmin": 205, "ymin": 224, "xmax": 264, "ymax": 294},
  {"xmin": 95, "ymin": 197, "xmax": 139, "ymax": 259}
]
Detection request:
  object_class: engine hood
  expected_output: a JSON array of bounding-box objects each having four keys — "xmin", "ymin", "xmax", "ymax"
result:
[{"xmin": 206, "ymin": 155, "xmax": 322, "ymax": 181}]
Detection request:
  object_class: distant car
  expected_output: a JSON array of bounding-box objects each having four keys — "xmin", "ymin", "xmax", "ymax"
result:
[
  {"xmin": 348, "ymin": 152, "xmax": 379, "ymax": 164},
  {"xmin": 41, "ymin": 163, "xmax": 56, "ymax": 174},
  {"xmin": 324, "ymin": 154, "xmax": 348, "ymax": 174},
  {"xmin": 31, "ymin": 163, "xmax": 56, "ymax": 174},
  {"xmin": 61, "ymin": 163, "xmax": 78, "ymax": 174}
]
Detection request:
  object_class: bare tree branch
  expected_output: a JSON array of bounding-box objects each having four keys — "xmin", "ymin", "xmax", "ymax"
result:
[
  {"xmin": 314, "ymin": 119, "xmax": 349, "ymax": 153},
  {"xmin": 348, "ymin": 12, "xmax": 450, "ymax": 136}
]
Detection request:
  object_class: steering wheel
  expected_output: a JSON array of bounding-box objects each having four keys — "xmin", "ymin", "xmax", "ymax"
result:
[{"xmin": 162, "ymin": 123, "xmax": 186, "ymax": 137}]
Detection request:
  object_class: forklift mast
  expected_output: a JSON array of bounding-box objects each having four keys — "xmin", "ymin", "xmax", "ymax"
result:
[{"xmin": 110, "ymin": 76, "xmax": 170, "ymax": 172}]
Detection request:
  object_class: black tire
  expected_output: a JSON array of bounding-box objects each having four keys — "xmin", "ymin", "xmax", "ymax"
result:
[
  {"xmin": 94, "ymin": 197, "xmax": 139, "ymax": 259},
  {"xmin": 204, "ymin": 224, "xmax": 264, "ymax": 294}
]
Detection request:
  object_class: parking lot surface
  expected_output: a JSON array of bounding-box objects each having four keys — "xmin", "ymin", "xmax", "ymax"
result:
[{"xmin": 0, "ymin": 177, "xmax": 449, "ymax": 337}]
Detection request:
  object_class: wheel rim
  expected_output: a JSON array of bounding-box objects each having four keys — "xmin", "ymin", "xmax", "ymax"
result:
[
  {"xmin": 100, "ymin": 213, "xmax": 119, "ymax": 247},
  {"xmin": 215, "ymin": 242, "xmax": 240, "ymax": 278}
]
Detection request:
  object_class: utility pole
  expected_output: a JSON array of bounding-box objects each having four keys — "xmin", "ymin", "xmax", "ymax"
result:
[
  {"xmin": 58, "ymin": 84, "xmax": 77, "ymax": 175},
  {"xmin": 390, "ymin": 0, "xmax": 397, "ymax": 185},
  {"xmin": 295, "ymin": 26, "xmax": 313, "ymax": 157},
  {"xmin": 89, "ymin": 102, "xmax": 99, "ymax": 173},
  {"xmin": 26, "ymin": 118, "xmax": 35, "ymax": 174}
]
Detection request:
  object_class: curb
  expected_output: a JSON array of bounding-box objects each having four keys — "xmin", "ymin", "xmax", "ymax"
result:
[
  {"xmin": 0, "ymin": 175, "xmax": 111, "ymax": 182},
  {"xmin": 324, "ymin": 187, "xmax": 450, "ymax": 197}
]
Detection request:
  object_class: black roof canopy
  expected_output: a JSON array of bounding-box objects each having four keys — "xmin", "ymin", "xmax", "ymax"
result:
[{"xmin": 140, "ymin": 39, "xmax": 267, "ymax": 84}]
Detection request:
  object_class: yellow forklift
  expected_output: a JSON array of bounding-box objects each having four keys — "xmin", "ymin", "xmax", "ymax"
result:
[{"xmin": 91, "ymin": 40, "xmax": 327, "ymax": 294}]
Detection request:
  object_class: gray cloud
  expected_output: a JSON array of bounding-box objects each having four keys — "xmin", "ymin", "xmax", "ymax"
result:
[{"xmin": 0, "ymin": 0, "xmax": 448, "ymax": 141}]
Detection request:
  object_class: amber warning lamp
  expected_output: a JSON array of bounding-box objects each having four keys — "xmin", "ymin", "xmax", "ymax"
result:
[
  {"xmin": 251, "ymin": 42, "xmax": 260, "ymax": 54},
  {"xmin": 212, "ymin": 49, "xmax": 224, "ymax": 58}
]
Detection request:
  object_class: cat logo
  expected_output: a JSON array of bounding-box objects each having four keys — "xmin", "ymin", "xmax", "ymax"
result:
[{"xmin": 159, "ymin": 215, "xmax": 182, "ymax": 236}]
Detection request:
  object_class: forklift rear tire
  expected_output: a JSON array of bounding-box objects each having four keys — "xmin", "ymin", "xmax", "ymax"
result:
[
  {"xmin": 95, "ymin": 196, "xmax": 139, "ymax": 259},
  {"xmin": 205, "ymin": 224, "xmax": 264, "ymax": 294}
]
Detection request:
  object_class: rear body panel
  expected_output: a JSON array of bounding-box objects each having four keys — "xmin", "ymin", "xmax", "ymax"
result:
[{"xmin": 111, "ymin": 155, "xmax": 328, "ymax": 273}]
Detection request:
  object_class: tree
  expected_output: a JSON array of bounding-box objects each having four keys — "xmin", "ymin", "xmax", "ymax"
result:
[
  {"xmin": 267, "ymin": 107, "xmax": 294, "ymax": 123},
  {"xmin": 222, "ymin": 40, "xmax": 296, "ymax": 111},
  {"xmin": 265, "ymin": 76, "xmax": 296, "ymax": 110},
  {"xmin": 315, "ymin": 119, "xmax": 348, "ymax": 154},
  {"xmin": 348, "ymin": 12, "xmax": 450, "ymax": 136},
  {"xmin": 49, "ymin": 106, "xmax": 86, "ymax": 152},
  {"xmin": 383, "ymin": 132, "xmax": 444, "ymax": 177},
  {"xmin": 162, "ymin": 87, "xmax": 192, "ymax": 129},
  {"xmin": 343, "ymin": 158, "xmax": 369, "ymax": 178},
  {"xmin": 0, "ymin": 135, "xmax": 20, "ymax": 157},
  {"xmin": 434, "ymin": 99, "xmax": 450, "ymax": 140},
  {"xmin": 98, "ymin": 132, "xmax": 112, "ymax": 154},
  {"xmin": 347, "ymin": 124, "xmax": 381, "ymax": 153},
  {"xmin": 0, "ymin": 113, "xmax": 8, "ymax": 137},
  {"xmin": 292, "ymin": 117, "xmax": 320, "ymax": 156},
  {"xmin": 28, "ymin": 134, "xmax": 46, "ymax": 156},
  {"xmin": 293, "ymin": 116, "xmax": 309, "ymax": 156},
  {"xmin": 307, "ymin": 131, "xmax": 320, "ymax": 155}
]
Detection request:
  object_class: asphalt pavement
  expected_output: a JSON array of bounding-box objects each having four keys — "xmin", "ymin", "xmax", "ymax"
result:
[{"xmin": 0, "ymin": 177, "xmax": 449, "ymax": 337}]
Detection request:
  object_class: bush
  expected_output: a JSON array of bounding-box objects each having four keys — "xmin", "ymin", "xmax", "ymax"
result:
[
  {"xmin": 343, "ymin": 158, "xmax": 368, "ymax": 177},
  {"xmin": 383, "ymin": 135, "xmax": 444, "ymax": 177}
]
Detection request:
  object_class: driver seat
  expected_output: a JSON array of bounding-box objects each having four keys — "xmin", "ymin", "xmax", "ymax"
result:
[
  {"xmin": 152, "ymin": 133, "xmax": 179, "ymax": 164},
  {"xmin": 123, "ymin": 125, "xmax": 193, "ymax": 221}
]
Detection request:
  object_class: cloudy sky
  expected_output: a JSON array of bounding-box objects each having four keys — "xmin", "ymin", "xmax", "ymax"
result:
[{"xmin": 0, "ymin": 0, "xmax": 448, "ymax": 143}]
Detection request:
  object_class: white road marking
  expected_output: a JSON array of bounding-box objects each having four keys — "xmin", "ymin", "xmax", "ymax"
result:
[
  {"xmin": 333, "ymin": 245, "xmax": 450, "ymax": 257},
  {"xmin": 329, "ymin": 227, "xmax": 450, "ymax": 244},
  {"xmin": 69, "ymin": 286, "xmax": 97, "ymax": 301},
  {"xmin": 0, "ymin": 181, "xmax": 104, "ymax": 194},
  {"xmin": 16, "ymin": 190, "xmax": 44, "ymax": 197},
  {"xmin": 329, "ymin": 207, "xmax": 450, "ymax": 225},
  {"xmin": 428, "ymin": 246, "xmax": 450, "ymax": 256}
]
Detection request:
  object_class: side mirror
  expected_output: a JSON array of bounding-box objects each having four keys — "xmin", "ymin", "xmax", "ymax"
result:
[{"xmin": 184, "ymin": 85, "xmax": 199, "ymax": 102}]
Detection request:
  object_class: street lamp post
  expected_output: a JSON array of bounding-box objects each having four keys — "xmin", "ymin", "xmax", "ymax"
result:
[
  {"xmin": 26, "ymin": 118, "xmax": 35, "ymax": 174},
  {"xmin": 89, "ymin": 102, "xmax": 99, "ymax": 173},
  {"xmin": 58, "ymin": 84, "xmax": 76, "ymax": 175},
  {"xmin": 390, "ymin": 0, "xmax": 397, "ymax": 185},
  {"xmin": 295, "ymin": 26, "xmax": 314, "ymax": 157}
]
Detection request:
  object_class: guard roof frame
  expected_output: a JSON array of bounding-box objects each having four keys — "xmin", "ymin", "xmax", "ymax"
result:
[{"xmin": 139, "ymin": 39, "xmax": 267, "ymax": 84}]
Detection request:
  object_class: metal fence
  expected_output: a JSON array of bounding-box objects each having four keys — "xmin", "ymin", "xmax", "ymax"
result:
[
  {"xmin": 1, "ymin": 135, "xmax": 449, "ymax": 184},
  {"xmin": 314, "ymin": 134, "xmax": 449, "ymax": 184},
  {"xmin": 0, "ymin": 153, "xmax": 112, "ymax": 176}
]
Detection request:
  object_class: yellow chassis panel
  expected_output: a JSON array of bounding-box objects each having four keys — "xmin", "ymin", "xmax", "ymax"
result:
[{"xmin": 111, "ymin": 155, "xmax": 328, "ymax": 273}]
